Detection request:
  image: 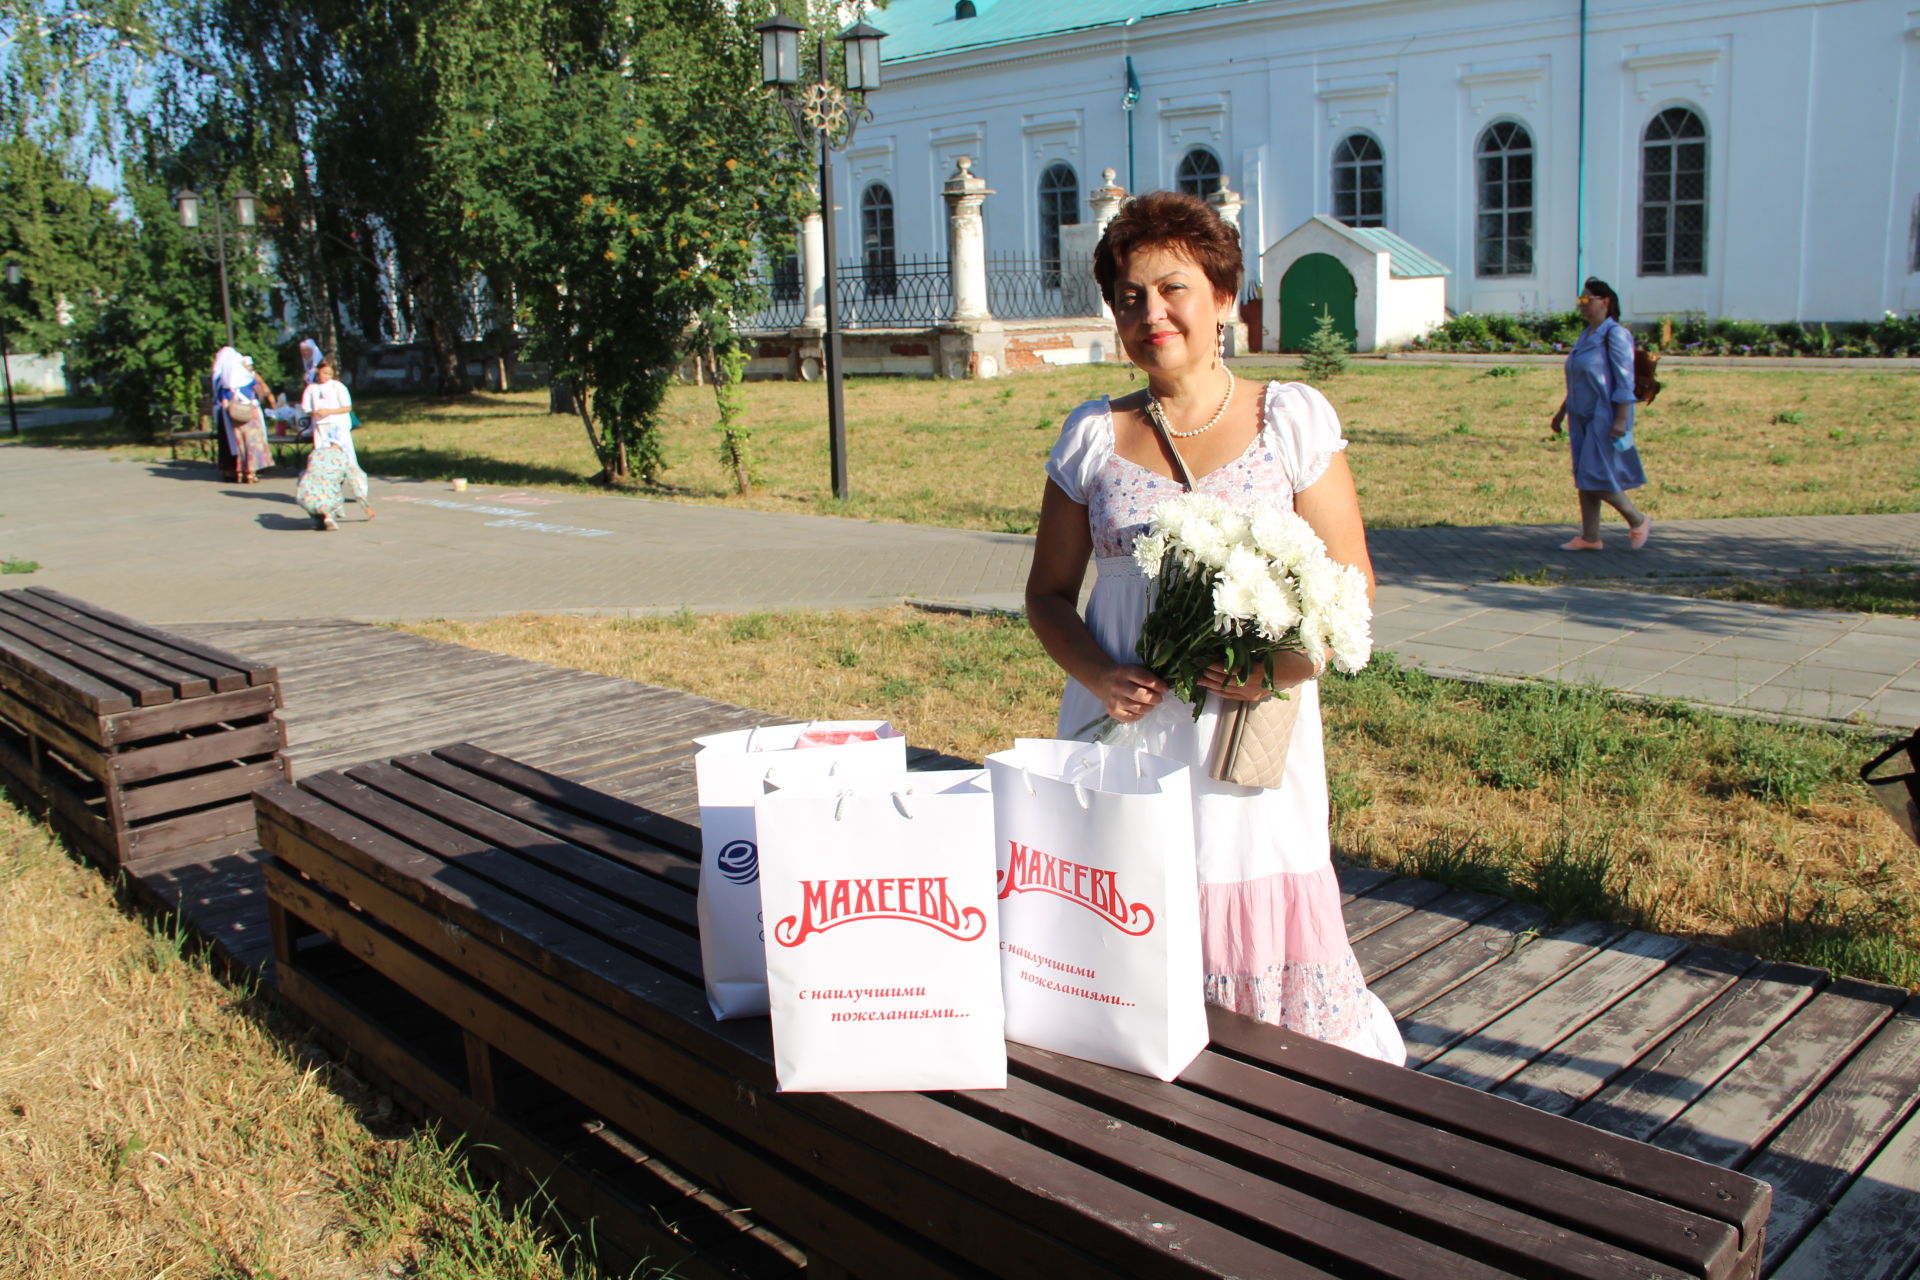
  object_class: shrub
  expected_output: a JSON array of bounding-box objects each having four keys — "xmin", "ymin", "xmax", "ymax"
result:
[{"xmin": 1300, "ymin": 309, "xmax": 1352, "ymax": 380}]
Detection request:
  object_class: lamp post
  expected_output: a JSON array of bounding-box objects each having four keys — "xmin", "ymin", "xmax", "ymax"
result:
[
  {"xmin": 757, "ymin": 13, "xmax": 885, "ymax": 502},
  {"xmin": 173, "ymin": 185, "xmax": 258, "ymax": 350},
  {"xmin": 1, "ymin": 262, "xmax": 18, "ymax": 436}
]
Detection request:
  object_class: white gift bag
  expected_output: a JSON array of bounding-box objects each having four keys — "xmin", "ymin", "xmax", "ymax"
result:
[
  {"xmin": 692, "ymin": 721, "xmax": 906, "ymax": 1020},
  {"xmin": 984, "ymin": 739, "xmax": 1207, "ymax": 1081},
  {"xmin": 757, "ymin": 770, "xmax": 1007, "ymax": 1092}
]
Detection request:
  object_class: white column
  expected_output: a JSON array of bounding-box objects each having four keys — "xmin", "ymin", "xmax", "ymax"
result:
[
  {"xmin": 943, "ymin": 156, "xmax": 994, "ymax": 323},
  {"xmin": 1088, "ymin": 167, "xmax": 1127, "ymax": 231},
  {"xmin": 800, "ymin": 197, "xmax": 826, "ymax": 330},
  {"xmin": 1208, "ymin": 178, "xmax": 1250, "ymax": 357}
]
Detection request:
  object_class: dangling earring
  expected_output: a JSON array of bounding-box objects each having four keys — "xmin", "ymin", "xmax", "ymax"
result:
[{"xmin": 1215, "ymin": 320, "xmax": 1226, "ymax": 369}]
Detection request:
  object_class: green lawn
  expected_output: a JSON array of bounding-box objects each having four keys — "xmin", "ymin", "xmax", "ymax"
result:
[{"xmin": 26, "ymin": 362, "xmax": 1920, "ymax": 533}]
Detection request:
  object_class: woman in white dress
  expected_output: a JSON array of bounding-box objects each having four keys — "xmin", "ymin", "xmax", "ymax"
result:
[
  {"xmin": 296, "ymin": 359, "xmax": 372, "ymax": 530},
  {"xmin": 1024, "ymin": 191, "xmax": 1404, "ymax": 1063}
]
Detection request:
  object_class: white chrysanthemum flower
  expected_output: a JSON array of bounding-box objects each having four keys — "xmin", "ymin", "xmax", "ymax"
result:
[
  {"xmin": 1133, "ymin": 531, "xmax": 1168, "ymax": 578},
  {"xmin": 1182, "ymin": 515, "xmax": 1233, "ymax": 569},
  {"xmin": 1212, "ymin": 547, "xmax": 1266, "ymax": 624},
  {"xmin": 1250, "ymin": 507, "xmax": 1324, "ymax": 568},
  {"xmin": 1252, "ymin": 573, "xmax": 1302, "ymax": 642}
]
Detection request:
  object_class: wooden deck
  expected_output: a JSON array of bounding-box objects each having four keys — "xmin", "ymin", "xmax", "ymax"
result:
[{"xmin": 107, "ymin": 620, "xmax": 1920, "ymax": 1280}]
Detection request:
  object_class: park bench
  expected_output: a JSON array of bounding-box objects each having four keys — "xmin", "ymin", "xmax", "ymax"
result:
[
  {"xmin": 165, "ymin": 406, "xmax": 313, "ymax": 465},
  {"xmin": 257, "ymin": 742, "xmax": 1771, "ymax": 1280},
  {"xmin": 0, "ymin": 587, "xmax": 289, "ymax": 872}
]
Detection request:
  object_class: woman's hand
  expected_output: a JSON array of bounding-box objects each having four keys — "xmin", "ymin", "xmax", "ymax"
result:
[
  {"xmin": 1196, "ymin": 651, "xmax": 1317, "ymax": 702},
  {"xmin": 1095, "ymin": 663, "xmax": 1168, "ymax": 722},
  {"xmin": 1548, "ymin": 404, "xmax": 1566, "ymax": 436}
]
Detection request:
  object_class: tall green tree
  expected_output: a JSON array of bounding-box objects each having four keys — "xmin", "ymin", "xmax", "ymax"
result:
[
  {"xmin": 0, "ymin": 135, "xmax": 128, "ymax": 355},
  {"xmin": 423, "ymin": 0, "xmax": 808, "ymax": 484}
]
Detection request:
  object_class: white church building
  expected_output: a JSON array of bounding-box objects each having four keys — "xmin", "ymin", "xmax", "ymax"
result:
[{"xmin": 820, "ymin": 0, "xmax": 1920, "ymax": 328}]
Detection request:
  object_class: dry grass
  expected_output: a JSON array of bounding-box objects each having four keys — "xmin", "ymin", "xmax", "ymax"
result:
[
  {"xmin": 0, "ymin": 801, "xmax": 646, "ymax": 1280},
  {"xmin": 402, "ymin": 610, "xmax": 1919, "ymax": 989},
  {"xmin": 32, "ymin": 362, "xmax": 1920, "ymax": 532}
]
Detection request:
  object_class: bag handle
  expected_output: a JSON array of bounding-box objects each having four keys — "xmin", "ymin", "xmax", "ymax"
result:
[{"xmin": 1142, "ymin": 399, "xmax": 1197, "ymax": 492}]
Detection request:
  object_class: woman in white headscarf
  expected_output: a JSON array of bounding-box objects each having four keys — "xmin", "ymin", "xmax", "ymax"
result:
[{"xmin": 209, "ymin": 346, "xmax": 267, "ymax": 483}]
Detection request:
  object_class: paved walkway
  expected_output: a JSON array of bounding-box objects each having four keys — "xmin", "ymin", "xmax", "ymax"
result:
[{"xmin": 4, "ymin": 441, "xmax": 1916, "ymax": 729}]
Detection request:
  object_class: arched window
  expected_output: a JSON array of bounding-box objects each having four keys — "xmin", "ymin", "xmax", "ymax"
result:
[
  {"xmin": 1175, "ymin": 147, "xmax": 1222, "ymax": 198},
  {"xmin": 1037, "ymin": 162, "xmax": 1078, "ymax": 288},
  {"xmin": 1640, "ymin": 107, "xmax": 1708, "ymax": 276},
  {"xmin": 1475, "ymin": 121, "xmax": 1534, "ymax": 277},
  {"xmin": 1331, "ymin": 134, "xmax": 1384, "ymax": 227},
  {"xmin": 860, "ymin": 183, "xmax": 896, "ymax": 298}
]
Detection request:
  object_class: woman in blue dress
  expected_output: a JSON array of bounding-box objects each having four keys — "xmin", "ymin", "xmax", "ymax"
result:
[{"xmin": 1549, "ymin": 277, "xmax": 1652, "ymax": 550}]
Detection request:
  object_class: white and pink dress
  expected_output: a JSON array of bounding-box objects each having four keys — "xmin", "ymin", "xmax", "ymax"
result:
[{"xmin": 1045, "ymin": 380, "xmax": 1405, "ymax": 1065}]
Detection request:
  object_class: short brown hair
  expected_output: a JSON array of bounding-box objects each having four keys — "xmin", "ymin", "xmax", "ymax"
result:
[{"xmin": 1093, "ymin": 190, "xmax": 1243, "ymax": 308}]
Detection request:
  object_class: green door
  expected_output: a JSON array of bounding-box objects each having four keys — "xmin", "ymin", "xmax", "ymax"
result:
[{"xmin": 1279, "ymin": 253, "xmax": 1357, "ymax": 352}]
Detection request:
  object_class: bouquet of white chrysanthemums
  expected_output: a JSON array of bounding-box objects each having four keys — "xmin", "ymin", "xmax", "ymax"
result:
[{"xmin": 1131, "ymin": 493, "xmax": 1373, "ymax": 718}]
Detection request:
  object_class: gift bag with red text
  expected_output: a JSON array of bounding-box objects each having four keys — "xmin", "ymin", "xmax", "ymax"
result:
[
  {"xmin": 757, "ymin": 771, "xmax": 1007, "ymax": 1092},
  {"xmin": 693, "ymin": 721, "xmax": 906, "ymax": 1020},
  {"xmin": 984, "ymin": 739, "xmax": 1206, "ymax": 1081}
]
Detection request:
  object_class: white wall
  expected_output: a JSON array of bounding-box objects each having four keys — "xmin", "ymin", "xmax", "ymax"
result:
[{"xmin": 845, "ymin": 0, "xmax": 1912, "ymax": 323}]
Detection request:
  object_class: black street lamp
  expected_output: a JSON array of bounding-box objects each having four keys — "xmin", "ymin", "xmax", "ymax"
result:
[
  {"xmin": 174, "ymin": 185, "xmax": 259, "ymax": 350},
  {"xmin": 1, "ymin": 262, "xmax": 18, "ymax": 436},
  {"xmin": 757, "ymin": 14, "xmax": 885, "ymax": 502}
]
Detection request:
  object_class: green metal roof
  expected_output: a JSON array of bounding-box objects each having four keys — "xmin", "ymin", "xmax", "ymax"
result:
[
  {"xmin": 1314, "ymin": 216, "xmax": 1452, "ymax": 278},
  {"xmin": 872, "ymin": 0, "xmax": 1260, "ymax": 64}
]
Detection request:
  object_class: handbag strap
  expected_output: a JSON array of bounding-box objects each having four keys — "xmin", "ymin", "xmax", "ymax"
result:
[{"xmin": 1140, "ymin": 397, "xmax": 1198, "ymax": 492}]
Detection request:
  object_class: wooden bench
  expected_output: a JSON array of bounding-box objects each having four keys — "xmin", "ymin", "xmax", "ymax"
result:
[
  {"xmin": 165, "ymin": 408, "xmax": 312, "ymax": 465},
  {"xmin": 257, "ymin": 743, "xmax": 1771, "ymax": 1280},
  {"xmin": 0, "ymin": 588, "xmax": 290, "ymax": 872}
]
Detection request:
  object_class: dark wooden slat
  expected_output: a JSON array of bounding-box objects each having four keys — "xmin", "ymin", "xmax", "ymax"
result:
[
  {"xmin": 435, "ymin": 742, "xmax": 705, "ymax": 858},
  {"xmin": 1403, "ymin": 919, "xmax": 1632, "ymax": 1066},
  {"xmin": 1205, "ymin": 1006, "xmax": 1770, "ymax": 1250},
  {"xmin": 346, "ymin": 759, "xmax": 696, "ymax": 929},
  {"xmin": 1352, "ymin": 889, "xmax": 1508, "ymax": 985},
  {"xmin": 110, "ymin": 720, "xmax": 285, "ymax": 786},
  {"xmin": 1012, "ymin": 1044, "xmax": 1723, "ymax": 1280},
  {"xmin": 1653, "ymin": 979, "xmax": 1904, "ymax": 1168},
  {"xmin": 296, "ymin": 770, "xmax": 705, "ymax": 982},
  {"xmin": 0, "ymin": 683, "xmax": 114, "ymax": 782},
  {"xmin": 117, "ymin": 759, "xmax": 287, "ymax": 823},
  {"xmin": 1424, "ymin": 931, "xmax": 1692, "ymax": 1091},
  {"xmin": 0, "ymin": 596, "xmax": 213, "ymax": 697},
  {"xmin": 0, "ymin": 625, "xmax": 133, "ymax": 718},
  {"xmin": 390, "ymin": 750, "xmax": 699, "ymax": 893},
  {"xmin": 1572, "ymin": 962, "xmax": 1826, "ymax": 1142},
  {"xmin": 1737, "ymin": 998, "xmax": 1920, "ymax": 1260},
  {"xmin": 25, "ymin": 588, "xmax": 276, "ymax": 684},
  {"xmin": 1497, "ymin": 946, "xmax": 1757, "ymax": 1116},
  {"xmin": 0, "ymin": 610, "xmax": 170, "ymax": 706},
  {"xmin": 17, "ymin": 593, "xmax": 251, "ymax": 692},
  {"xmin": 106, "ymin": 683, "xmax": 281, "ymax": 746},
  {"xmin": 948, "ymin": 1073, "xmax": 1513, "ymax": 1279},
  {"xmin": 124, "ymin": 797, "xmax": 266, "ymax": 862},
  {"xmin": 1369, "ymin": 900, "xmax": 1554, "ymax": 1016}
]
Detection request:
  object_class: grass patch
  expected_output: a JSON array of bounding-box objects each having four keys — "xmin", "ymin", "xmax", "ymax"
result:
[
  {"xmin": 0, "ymin": 800, "xmax": 660, "ymax": 1280},
  {"xmin": 23, "ymin": 362, "xmax": 1920, "ymax": 531},
  {"xmin": 2, "ymin": 557, "xmax": 39, "ymax": 574},
  {"xmin": 401, "ymin": 614, "xmax": 1920, "ymax": 988}
]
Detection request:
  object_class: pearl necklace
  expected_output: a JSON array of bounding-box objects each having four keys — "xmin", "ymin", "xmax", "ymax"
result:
[{"xmin": 1145, "ymin": 371, "xmax": 1235, "ymax": 439}]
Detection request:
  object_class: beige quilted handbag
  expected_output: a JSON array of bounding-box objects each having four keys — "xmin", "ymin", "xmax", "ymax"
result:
[{"xmin": 1205, "ymin": 694, "xmax": 1300, "ymax": 789}]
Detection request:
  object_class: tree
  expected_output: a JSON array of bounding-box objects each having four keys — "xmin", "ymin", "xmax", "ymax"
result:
[
  {"xmin": 0, "ymin": 135, "xmax": 128, "ymax": 355},
  {"xmin": 423, "ymin": 0, "xmax": 809, "ymax": 484}
]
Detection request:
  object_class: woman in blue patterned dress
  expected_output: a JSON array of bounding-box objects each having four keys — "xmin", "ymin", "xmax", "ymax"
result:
[{"xmin": 1549, "ymin": 277, "xmax": 1652, "ymax": 550}]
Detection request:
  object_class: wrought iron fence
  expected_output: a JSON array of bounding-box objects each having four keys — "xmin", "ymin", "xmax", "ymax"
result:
[
  {"xmin": 986, "ymin": 253, "xmax": 1068, "ymax": 320},
  {"xmin": 837, "ymin": 253, "xmax": 951, "ymax": 328},
  {"xmin": 736, "ymin": 275, "xmax": 806, "ymax": 331}
]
